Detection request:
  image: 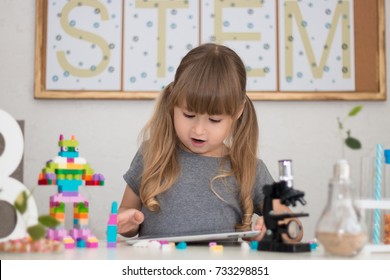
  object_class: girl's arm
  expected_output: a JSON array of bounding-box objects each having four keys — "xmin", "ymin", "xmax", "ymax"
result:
[{"xmin": 117, "ymin": 185, "xmax": 144, "ymax": 238}]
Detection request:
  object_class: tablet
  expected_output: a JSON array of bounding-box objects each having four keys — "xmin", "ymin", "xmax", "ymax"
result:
[{"xmin": 125, "ymin": 229, "xmax": 261, "ymax": 245}]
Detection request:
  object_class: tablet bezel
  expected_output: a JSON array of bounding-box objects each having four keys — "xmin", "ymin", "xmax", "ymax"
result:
[{"xmin": 125, "ymin": 229, "xmax": 261, "ymax": 245}]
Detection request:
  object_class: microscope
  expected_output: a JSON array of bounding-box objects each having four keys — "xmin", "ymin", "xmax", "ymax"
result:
[{"xmin": 258, "ymin": 160, "xmax": 311, "ymax": 252}]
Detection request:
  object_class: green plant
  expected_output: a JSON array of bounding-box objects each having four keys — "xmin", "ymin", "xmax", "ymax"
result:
[
  {"xmin": 337, "ymin": 105, "xmax": 363, "ymax": 155},
  {"xmin": 14, "ymin": 190, "xmax": 60, "ymax": 240}
]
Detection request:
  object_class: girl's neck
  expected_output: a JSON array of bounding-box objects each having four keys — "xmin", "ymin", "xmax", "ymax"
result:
[{"xmin": 177, "ymin": 143, "xmax": 230, "ymax": 158}]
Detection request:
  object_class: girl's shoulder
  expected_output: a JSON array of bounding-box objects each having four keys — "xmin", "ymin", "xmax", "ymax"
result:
[
  {"xmin": 255, "ymin": 158, "xmax": 274, "ymax": 183},
  {"xmin": 256, "ymin": 158, "xmax": 269, "ymax": 169}
]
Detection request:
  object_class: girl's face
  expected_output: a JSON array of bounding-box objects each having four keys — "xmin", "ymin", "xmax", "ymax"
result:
[{"xmin": 173, "ymin": 103, "xmax": 235, "ymax": 157}]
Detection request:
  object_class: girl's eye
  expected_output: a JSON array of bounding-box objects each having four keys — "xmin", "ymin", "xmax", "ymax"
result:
[
  {"xmin": 183, "ymin": 112, "xmax": 195, "ymax": 119},
  {"xmin": 209, "ymin": 118, "xmax": 222, "ymax": 123}
]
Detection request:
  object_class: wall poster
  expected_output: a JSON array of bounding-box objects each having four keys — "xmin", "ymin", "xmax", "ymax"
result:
[{"xmin": 34, "ymin": 0, "xmax": 386, "ymax": 100}]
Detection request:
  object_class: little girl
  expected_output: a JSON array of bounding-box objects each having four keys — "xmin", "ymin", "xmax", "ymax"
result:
[{"xmin": 118, "ymin": 43, "xmax": 301, "ymax": 241}]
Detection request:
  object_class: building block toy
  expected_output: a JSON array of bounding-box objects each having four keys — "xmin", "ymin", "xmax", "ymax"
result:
[
  {"xmin": 209, "ymin": 241, "xmax": 223, "ymax": 252},
  {"xmin": 209, "ymin": 244, "xmax": 224, "ymax": 252},
  {"xmin": 240, "ymin": 241, "xmax": 250, "ymax": 251},
  {"xmin": 249, "ymin": 241, "xmax": 259, "ymax": 250},
  {"xmin": 106, "ymin": 201, "xmax": 118, "ymax": 248},
  {"xmin": 148, "ymin": 240, "xmax": 161, "ymax": 249},
  {"xmin": 161, "ymin": 243, "xmax": 173, "ymax": 252},
  {"xmin": 63, "ymin": 236, "xmax": 75, "ymax": 249},
  {"xmin": 0, "ymin": 237, "xmax": 64, "ymax": 253},
  {"xmin": 38, "ymin": 135, "xmax": 105, "ymax": 249},
  {"xmin": 87, "ymin": 236, "xmax": 99, "ymax": 248},
  {"xmin": 76, "ymin": 238, "xmax": 87, "ymax": 248},
  {"xmin": 176, "ymin": 241, "xmax": 187, "ymax": 250}
]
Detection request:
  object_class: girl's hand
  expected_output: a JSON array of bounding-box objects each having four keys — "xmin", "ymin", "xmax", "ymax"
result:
[
  {"xmin": 117, "ymin": 208, "xmax": 144, "ymax": 237},
  {"xmin": 243, "ymin": 216, "xmax": 267, "ymax": 241}
]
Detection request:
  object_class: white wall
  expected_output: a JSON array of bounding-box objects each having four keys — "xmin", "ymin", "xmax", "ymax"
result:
[{"xmin": 1, "ymin": 0, "xmax": 389, "ymax": 241}]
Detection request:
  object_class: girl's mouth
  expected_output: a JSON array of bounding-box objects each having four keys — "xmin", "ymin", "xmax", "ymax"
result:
[{"xmin": 191, "ymin": 138, "xmax": 206, "ymax": 146}]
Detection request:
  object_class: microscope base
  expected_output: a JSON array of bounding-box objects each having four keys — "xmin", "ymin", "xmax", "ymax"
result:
[{"xmin": 258, "ymin": 241, "xmax": 311, "ymax": 253}]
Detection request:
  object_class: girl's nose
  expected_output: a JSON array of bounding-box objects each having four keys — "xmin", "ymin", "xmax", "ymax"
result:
[{"xmin": 192, "ymin": 119, "xmax": 206, "ymax": 135}]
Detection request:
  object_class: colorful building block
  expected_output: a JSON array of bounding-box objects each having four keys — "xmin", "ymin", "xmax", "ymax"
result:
[
  {"xmin": 38, "ymin": 134, "xmax": 105, "ymax": 249},
  {"xmin": 87, "ymin": 236, "xmax": 99, "ymax": 248},
  {"xmin": 107, "ymin": 201, "xmax": 118, "ymax": 248},
  {"xmin": 209, "ymin": 242, "xmax": 223, "ymax": 252},
  {"xmin": 210, "ymin": 244, "xmax": 224, "ymax": 252},
  {"xmin": 250, "ymin": 241, "xmax": 259, "ymax": 250},
  {"xmin": 176, "ymin": 242, "xmax": 187, "ymax": 250},
  {"xmin": 63, "ymin": 236, "xmax": 75, "ymax": 249}
]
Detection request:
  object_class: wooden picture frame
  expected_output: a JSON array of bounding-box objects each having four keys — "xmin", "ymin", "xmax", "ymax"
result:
[{"xmin": 34, "ymin": 0, "xmax": 386, "ymax": 100}]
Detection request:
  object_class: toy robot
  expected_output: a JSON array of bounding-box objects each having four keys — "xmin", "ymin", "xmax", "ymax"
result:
[{"xmin": 38, "ymin": 135, "xmax": 104, "ymax": 248}]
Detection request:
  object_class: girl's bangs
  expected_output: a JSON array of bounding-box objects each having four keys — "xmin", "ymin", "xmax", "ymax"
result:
[{"xmin": 175, "ymin": 66, "xmax": 242, "ymax": 116}]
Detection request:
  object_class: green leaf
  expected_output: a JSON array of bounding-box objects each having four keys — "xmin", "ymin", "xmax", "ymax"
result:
[
  {"xmin": 27, "ymin": 224, "xmax": 46, "ymax": 240},
  {"xmin": 14, "ymin": 191, "xmax": 28, "ymax": 214},
  {"xmin": 38, "ymin": 215, "xmax": 61, "ymax": 228},
  {"xmin": 345, "ymin": 137, "xmax": 362, "ymax": 150},
  {"xmin": 348, "ymin": 105, "xmax": 363, "ymax": 117}
]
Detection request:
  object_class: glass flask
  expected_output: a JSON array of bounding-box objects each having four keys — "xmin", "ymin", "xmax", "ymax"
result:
[{"xmin": 315, "ymin": 159, "xmax": 367, "ymax": 256}]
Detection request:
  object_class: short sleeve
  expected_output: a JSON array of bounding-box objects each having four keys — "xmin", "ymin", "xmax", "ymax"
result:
[
  {"xmin": 123, "ymin": 148, "xmax": 144, "ymax": 196},
  {"xmin": 253, "ymin": 159, "xmax": 274, "ymax": 215}
]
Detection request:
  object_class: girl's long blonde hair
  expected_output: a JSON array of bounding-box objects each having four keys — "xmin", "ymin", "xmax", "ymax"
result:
[{"xmin": 139, "ymin": 43, "xmax": 259, "ymax": 230}]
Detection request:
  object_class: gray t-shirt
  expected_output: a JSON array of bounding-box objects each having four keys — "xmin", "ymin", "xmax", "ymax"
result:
[{"xmin": 123, "ymin": 147, "xmax": 274, "ymax": 237}]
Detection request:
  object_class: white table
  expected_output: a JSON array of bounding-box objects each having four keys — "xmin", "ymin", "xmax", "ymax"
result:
[{"xmin": 1, "ymin": 240, "xmax": 389, "ymax": 260}]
